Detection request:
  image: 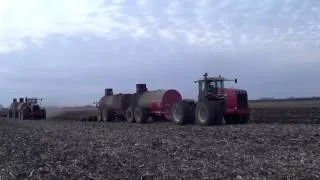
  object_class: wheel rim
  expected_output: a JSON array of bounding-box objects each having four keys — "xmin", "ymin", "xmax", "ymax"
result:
[
  {"xmin": 173, "ymin": 106, "xmax": 182, "ymax": 123},
  {"xmin": 198, "ymin": 107, "xmax": 208, "ymax": 123}
]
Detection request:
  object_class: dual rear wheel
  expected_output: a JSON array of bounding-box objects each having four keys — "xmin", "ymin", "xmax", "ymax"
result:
[
  {"xmin": 125, "ymin": 106, "xmax": 149, "ymax": 124},
  {"xmin": 98, "ymin": 108, "xmax": 114, "ymax": 122},
  {"xmin": 98, "ymin": 106, "xmax": 150, "ymax": 123},
  {"xmin": 172, "ymin": 101, "xmax": 224, "ymax": 126}
]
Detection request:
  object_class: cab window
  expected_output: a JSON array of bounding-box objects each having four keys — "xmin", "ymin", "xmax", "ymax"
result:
[{"xmin": 208, "ymin": 80, "xmax": 224, "ymax": 88}]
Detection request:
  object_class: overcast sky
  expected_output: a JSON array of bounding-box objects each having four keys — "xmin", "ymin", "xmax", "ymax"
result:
[{"xmin": 0, "ymin": 0, "xmax": 319, "ymax": 106}]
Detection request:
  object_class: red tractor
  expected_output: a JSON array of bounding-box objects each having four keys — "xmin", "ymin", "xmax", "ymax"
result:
[{"xmin": 171, "ymin": 73, "xmax": 250, "ymax": 125}]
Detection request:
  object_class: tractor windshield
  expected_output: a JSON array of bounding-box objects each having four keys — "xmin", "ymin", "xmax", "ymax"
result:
[{"xmin": 208, "ymin": 80, "xmax": 224, "ymax": 89}]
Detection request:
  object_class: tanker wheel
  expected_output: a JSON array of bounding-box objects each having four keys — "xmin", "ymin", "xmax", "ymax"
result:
[
  {"xmin": 195, "ymin": 101, "xmax": 222, "ymax": 126},
  {"xmin": 125, "ymin": 105, "xmax": 135, "ymax": 123},
  {"xmin": 171, "ymin": 102, "xmax": 191, "ymax": 125},
  {"xmin": 134, "ymin": 106, "xmax": 149, "ymax": 124},
  {"xmin": 102, "ymin": 109, "xmax": 114, "ymax": 122}
]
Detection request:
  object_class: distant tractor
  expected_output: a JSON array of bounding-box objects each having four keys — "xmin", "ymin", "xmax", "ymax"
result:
[
  {"xmin": 171, "ymin": 73, "xmax": 250, "ymax": 125},
  {"xmin": 9, "ymin": 97, "xmax": 46, "ymax": 120}
]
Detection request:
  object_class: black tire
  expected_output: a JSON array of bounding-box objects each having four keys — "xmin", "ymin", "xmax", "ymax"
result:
[
  {"xmin": 238, "ymin": 115, "xmax": 249, "ymax": 124},
  {"xmin": 102, "ymin": 109, "xmax": 114, "ymax": 122},
  {"xmin": 171, "ymin": 102, "xmax": 192, "ymax": 125},
  {"xmin": 126, "ymin": 105, "xmax": 135, "ymax": 123},
  {"xmin": 134, "ymin": 106, "xmax": 149, "ymax": 124},
  {"xmin": 195, "ymin": 101, "xmax": 223, "ymax": 126},
  {"xmin": 214, "ymin": 103, "xmax": 224, "ymax": 125}
]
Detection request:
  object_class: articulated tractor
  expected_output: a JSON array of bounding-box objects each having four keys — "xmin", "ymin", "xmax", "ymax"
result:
[{"xmin": 171, "ymin": 73, "xmax": 250, "ymax": 125}]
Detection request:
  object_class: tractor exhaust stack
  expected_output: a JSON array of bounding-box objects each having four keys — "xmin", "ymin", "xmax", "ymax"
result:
[
  {"xmin": 136, "ymin": 84, "xmax": 147, "ymax": 94},
  {"xmin": 105, "ymin": 88, "xmax": 113, "ymax": 96}
]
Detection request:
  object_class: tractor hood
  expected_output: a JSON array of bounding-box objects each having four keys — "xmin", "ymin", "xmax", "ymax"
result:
[
  {"xmin": 220, "ymin": 87, "xmax": 248, "ymax": 111},
  {"xmin": 220, "ymin": 87, "xmax": 247, "ymax": 94}
]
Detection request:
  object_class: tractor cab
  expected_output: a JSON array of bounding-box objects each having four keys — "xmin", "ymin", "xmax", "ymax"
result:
[{"xmin": 195, "ymin": 73, "xmax": 237, "ymax": 102}]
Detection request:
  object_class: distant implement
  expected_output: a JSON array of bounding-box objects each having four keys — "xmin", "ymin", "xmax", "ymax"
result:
[
  {"xmin": 9, "ymin": 97, "xmax": 46, "ymax": 120},
  {"xmin": 94, "ymin": 73, "xmax": 250, "ymax": 126},
  {"xmin": 0, "ymin": 105, "xmax": 9, "ymax": 117}
]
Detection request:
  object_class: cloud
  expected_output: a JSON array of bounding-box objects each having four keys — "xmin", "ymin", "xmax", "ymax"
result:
[
  {"xmin": 0, "ymin": 0, "xmax": 319, "ymax": 54},
  {"xmin": 0, "ymin": 0, "xmax": 320, "ymax": 105}
]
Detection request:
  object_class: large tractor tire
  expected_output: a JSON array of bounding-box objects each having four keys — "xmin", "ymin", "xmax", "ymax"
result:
[
  {"xmin": 195, "ymin": 101, "xmax": 223, "ymax": 126},
  {"xmin": 102, "ymin": 109, "xmax": 114, "ymax": 122},
  {"xmin": 171, "ymin": 102, "xmax": 193, "ymax": 125},
  {"xmin": 134, "ymin": 106, "xmax": 149, "ymax": 124},
  {"xmin": 125, "ymin": 105, "xmax": 135, "ymax": 123}
]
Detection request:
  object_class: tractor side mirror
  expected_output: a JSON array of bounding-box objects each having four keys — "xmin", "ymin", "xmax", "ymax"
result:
[{"xmin": 234, "ymin": 79, "xmax": 238, "ymax": 83}]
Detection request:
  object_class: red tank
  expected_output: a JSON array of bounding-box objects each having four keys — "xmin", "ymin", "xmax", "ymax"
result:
[{"xmin": 137, "ymin": 89, "xmax": 182, "ymax": 120}]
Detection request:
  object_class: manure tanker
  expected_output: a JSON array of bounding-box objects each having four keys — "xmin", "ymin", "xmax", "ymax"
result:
[{"xmin": 96, "ymin": 84, "xmax": 182, "ymax": 123}]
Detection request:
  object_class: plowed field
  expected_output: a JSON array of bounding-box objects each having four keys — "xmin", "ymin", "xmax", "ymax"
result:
[{"xmin": 1, "ymin": 100, "xmax": 320, "ymax": 179}]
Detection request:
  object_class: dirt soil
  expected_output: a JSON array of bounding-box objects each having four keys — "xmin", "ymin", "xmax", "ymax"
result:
[
  {"xmin": 51, "ymin": 107, "xmax": 320, "ymax": 124},
  {"xmin": 0, "ymin": 118, "xmax": 320, "ymax": 179},
  {"xmin": 250, "ymin": 107, "xmax": 320, "ymax": 124}
]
